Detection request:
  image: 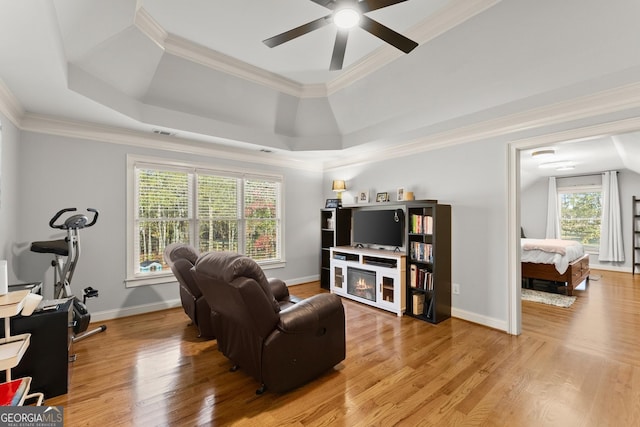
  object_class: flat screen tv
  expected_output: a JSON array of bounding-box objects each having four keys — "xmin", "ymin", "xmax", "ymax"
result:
[{"xmin": 352, "ymin": 209, "xmax": 404, "ymax": 248}]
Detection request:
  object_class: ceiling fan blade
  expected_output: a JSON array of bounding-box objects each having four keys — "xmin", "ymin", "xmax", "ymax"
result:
[
  {"xmin": 359, "ymin": 15, "xmax": 418, "ymax": 53},
  {"xmin": 263, "ymin": 15, "xmax": 332, "ymax": 48},
  {"xmin": 330, "ymin": 29, "xmax": 349, "ymax": 70},
  {"xmin": 359, "ymin": 0, "xmax": 408, "ymax": 13},
  {"xmin": 310, "ymin": 0, "xmax": 336, "ymax": 9}
]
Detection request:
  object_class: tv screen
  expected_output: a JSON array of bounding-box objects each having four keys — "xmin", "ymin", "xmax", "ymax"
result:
[{"xmin": 352, "ymin": 209, "xmax": 404, "ymax": 248}]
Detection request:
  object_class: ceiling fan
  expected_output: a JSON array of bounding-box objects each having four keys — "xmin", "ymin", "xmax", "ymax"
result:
[{"xmin": 262, "ymin": 0, "xmax": 419, "ymax": 71}]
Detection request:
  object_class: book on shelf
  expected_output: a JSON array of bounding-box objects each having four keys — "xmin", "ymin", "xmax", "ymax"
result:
[
  {"xmin": 409, "ymin": 264, "xmax": 433, "ymax": 290},
  {"xmin": 410, "ymin": 242, "xmax": 433, "ymax": 263},
  {"xmin": 410, "ymin": 214, "xmax": 433, "ymax": 234},
  {"xmin": 410, "ymin": 264, "xmax": 417, "ymax": 288},
  {"xmin": 412, "ymin": 294, "xmax": 425, "ymax": 315}
]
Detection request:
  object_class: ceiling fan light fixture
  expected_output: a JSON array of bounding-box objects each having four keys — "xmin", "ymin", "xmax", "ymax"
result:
[{"xmin": 334, "ymin": 8, "xmax": 361, "ymax": 29}]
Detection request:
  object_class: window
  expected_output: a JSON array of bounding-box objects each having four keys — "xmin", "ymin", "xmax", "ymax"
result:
[
  {"xmin": 127, "ymin": 156, "xmax": 283, "ymax": 286},
  {"xmin": 558, "ymin": 185, "xmax": 602, "ymax": 252}
]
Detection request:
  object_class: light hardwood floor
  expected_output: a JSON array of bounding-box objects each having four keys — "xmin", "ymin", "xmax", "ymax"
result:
[{"xmin": 46, "ymin": 269, "xmax": 640, "ymax": 426}]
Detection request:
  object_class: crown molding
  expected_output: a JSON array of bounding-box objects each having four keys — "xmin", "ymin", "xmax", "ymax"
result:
[
  {"xmin": 162, "ymin": 33, "xmax": 329, "ymax": 99},
  {"xmin": 18, "ymin": 113, "xmax": 323, "ymax": 172},
  {"xmin": 135, "ymin": 7, "xmax": 167, "ymax": 50},
  {"xmin": 0, "ymin": 78, "xmax": 24, "ymax": 127},
  {"xmin": 323, "ymin": 81, "xmax": 640, "ymax": 170},
  {"xmin": 7, "ymin": 80, "xmax": 640, "ymax": 173}
]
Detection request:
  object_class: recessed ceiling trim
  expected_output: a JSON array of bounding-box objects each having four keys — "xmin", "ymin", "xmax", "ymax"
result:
[
  {"xmin": 324, "ymin": 81, "xmax": 640, "ymax": 169},
  {"xmin": 162, "ymin": 33, "xmax": 328, "ymax": 98},
  {"xmin": 135, "ymin": 7, "xmax": 168, "ymax": 50},
  {"xmin": 7, "ymin": 80, "xmax": 640, "ymax": 173},
  {"xmin": 18, "ymin": 113, "xmax": 323, "ymax": 172},
  {"xmin": 0, "ymin": 78, "xmax": 24, "ymax": 127}
]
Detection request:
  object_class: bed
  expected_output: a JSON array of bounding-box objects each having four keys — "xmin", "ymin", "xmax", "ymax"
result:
[{"xmin": 521, "ymin": 238, "xmax": 590, "ymax": 296}]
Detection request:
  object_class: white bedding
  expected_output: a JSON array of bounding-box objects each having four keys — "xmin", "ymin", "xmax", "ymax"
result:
[{"xmin": 521, "ymin": 238, "xmax": 585, "ymax": 274}]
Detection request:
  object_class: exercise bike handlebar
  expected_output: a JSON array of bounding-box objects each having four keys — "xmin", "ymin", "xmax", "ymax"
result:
[
  {"xmin": 49, "ymin": 208, "xmax": 100, "ymax": 229},
  {"xmin": 85, "ymin": 208, "xmax": 99, "ymax": 227}
]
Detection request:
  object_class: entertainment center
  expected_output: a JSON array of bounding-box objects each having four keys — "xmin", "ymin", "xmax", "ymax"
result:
[
  {"xmin": 330, "ymin": 246, "xmax": 406, "ymax": 316},
  {"xmin": 321, "ymin": 200, "xmax": 451, "ymax": 323}
]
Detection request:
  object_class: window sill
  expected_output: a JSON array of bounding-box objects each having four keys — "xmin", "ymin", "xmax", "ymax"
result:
[
  {"xmin": 258, "ymin": 260, "xmax": 286, "ymax": 270},
  {"xmin": 125, "ymin": 260, "xmax": 285, "ymax": 288},
  {"xmin": 125, "ymin": 273, "xmax": 176, "ymax": 288}
]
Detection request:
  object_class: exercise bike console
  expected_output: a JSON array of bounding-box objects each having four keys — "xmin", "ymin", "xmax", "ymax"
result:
[{"xmin": 49, "ymin": 207, "xmax": 99, "ymax": 230}]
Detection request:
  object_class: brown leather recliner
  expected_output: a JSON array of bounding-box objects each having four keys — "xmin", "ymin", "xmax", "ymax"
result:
[
  {"xmin": 164, "ymin": 243, "xmax": 216, "ymax": 338},
  {"xmin": 192, "ymin": 251, "xmax": 346, "ymax": 394}
]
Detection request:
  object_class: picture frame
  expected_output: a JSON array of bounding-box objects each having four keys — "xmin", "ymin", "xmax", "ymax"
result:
[
  {"xmin": 358, "ymin": 189, "xmax": 370, "ymax": 203},
  {"xmin": 325, "ymin": 198, "xmax": 341, "ymax": 208},
  {"xmin": 376, "ymin": 192, "xmax": 389, "ymax": 203},
  {"xmin": 397, "ymin": 187, "xmax": 405, "ymax": 201}
]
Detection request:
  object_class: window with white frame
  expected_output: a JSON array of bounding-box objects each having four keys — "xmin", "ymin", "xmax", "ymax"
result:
[
  {"xmin": 558, "ymin": 184, "xmax": 602, "ymax": 253},
  {"xmin": 126, "ymin": 156, "xmax": 283, "ymax": 286}
]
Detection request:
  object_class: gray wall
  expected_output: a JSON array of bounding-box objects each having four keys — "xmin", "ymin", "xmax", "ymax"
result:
[
  {"xmin": 0, "ymin": 114, "xmax": 21, "ymax": 282},
  {"xmin": 325, "ymin": 138, "xmax": 510, "ymax": 327},
  {"xmin": 13, "ymin": 131, "xmax": 322, "ymax": 318},
  {"xmin": 521, "ymin": 169, "xmax": 640, "ymax": 270}
]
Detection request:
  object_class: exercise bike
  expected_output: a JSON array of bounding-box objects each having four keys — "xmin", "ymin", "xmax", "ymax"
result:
[{"xmin": 30, "ymin": 208, "xmax": 106, "ymax": 346}]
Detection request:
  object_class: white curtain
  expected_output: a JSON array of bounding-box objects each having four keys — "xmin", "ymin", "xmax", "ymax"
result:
[
  {"xmin": 545, "ymin": 177, "xmax": 561, "ymax": 239},
  {"xmin": 599, "ymin": 171, "xmax": 625, "ymax": 261}
]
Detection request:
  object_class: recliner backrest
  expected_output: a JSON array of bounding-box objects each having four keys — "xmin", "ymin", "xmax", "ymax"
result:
[
  {"xmin": 164, "ymin": 243, "xmax": 199, "ymax": 265},
  {"xmin": 192, "ymin": 251, "xmax": 280, "ymax": 338},
  {"xmin": 193, "ymin": 251, "xmax": 280, "ymax": 312},
  {"xmin": 164, "ymin": 243, "xmax": 201, "ymax": 297}
]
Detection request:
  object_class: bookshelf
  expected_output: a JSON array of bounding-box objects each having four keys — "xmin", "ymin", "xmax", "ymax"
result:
[
  {"xmin": 633, "ymin": 196, "xmax": 640, "ymax": 275},
  {"xmin": 406, "ymin": 202, "xmax": 451, "ymax": 323},
  {"xmin": 320, "ymin": 208, "xmax": 352, "ymax": 289}
]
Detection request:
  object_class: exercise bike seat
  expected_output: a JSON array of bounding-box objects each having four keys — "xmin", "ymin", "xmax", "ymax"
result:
[{"xmin": 30, "ymin": 239, "xmax": 69, "ymax": 257}]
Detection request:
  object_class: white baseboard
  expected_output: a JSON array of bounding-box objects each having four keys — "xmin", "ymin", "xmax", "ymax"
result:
[
  {"xmin": 90, "ymin": 299, "xmax": 182, "ymax": 322},
  {"xmin": 88, "ymin": 274, "xmax": 321, "ymax": 323},
  {"xmin": 452, "ymin": 307, "xmax": 508, "ymax": 333},
  {"xmin": 589, "ymin": 263, "xmax": 632, "ymax": 273},
  {"xmin": 283, "ymin": 275, "xmax": 320, "ymax": 286}
]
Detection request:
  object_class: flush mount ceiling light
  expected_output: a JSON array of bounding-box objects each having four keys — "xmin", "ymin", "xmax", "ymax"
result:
[
  {"xmin": 531, "ymin": 148, "xmax": 555, "ymax": 158},
  {"xmin": 538, "ymin": 160, "xmax": 575, "ymax": 169}
]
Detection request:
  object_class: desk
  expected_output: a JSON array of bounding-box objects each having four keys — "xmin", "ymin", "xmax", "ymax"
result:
[
  {"xmin": 8, "ymin": 282, "xmax": 42, "ymax": 295},
  {"xmin": 0, "ymin": 300, "xmax": 72, "ymax": 398}
]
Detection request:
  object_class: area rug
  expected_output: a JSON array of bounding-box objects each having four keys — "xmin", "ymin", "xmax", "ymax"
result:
[{"xmin": 521, "ymin": 289, "xmax": 576, "ymax": 308}]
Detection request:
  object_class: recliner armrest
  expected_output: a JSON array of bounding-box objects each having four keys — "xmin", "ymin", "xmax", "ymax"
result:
[
  {"xmin": 277, "ymin": 294, "xmax": 344, "ymax": 334},
  {"xmin": 268, "ymin": 278, "xmax": 289, "ymax": 301}
]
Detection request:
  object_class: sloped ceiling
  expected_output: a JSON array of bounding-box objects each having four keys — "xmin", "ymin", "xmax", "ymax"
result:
[
  {"xmin": 1, "ymin": 0, "xmax": 640, "ymax": 169},
  {"xmin": 520, "ymin": 131, "xmax": 640, "ymax": 189}
]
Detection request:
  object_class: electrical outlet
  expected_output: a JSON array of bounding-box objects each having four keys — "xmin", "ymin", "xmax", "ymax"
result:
[{"xmin": 452, "ymin": 283, "xmax": 460, "ymax": 295}]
